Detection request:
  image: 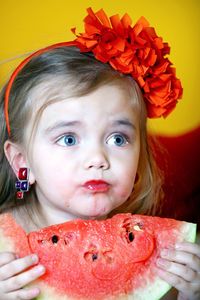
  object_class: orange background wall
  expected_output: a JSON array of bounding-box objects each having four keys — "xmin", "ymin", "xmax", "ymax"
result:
[{"xmin": 0, "ymin": 0, "xmax": 200, "ymax": 135}]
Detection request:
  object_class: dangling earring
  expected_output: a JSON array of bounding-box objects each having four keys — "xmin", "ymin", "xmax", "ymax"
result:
[{"xmin": 15, "ymin": 167, "xmax": 30, "ymax": 199}]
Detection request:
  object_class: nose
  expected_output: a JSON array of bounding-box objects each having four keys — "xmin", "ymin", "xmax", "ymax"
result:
[{"xmin": 83, "ymin": 146, "xmax": 110, "ymax": 170}]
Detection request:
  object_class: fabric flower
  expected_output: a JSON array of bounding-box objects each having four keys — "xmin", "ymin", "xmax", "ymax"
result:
[{"xmin": 72, "ymin": 8, "xmax": 183, "ymax": 118}]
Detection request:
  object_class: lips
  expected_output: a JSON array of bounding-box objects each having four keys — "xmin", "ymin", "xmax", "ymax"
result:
[{"xmin": 83, "ymin": 180, "xmax": 110, "ymax": 192}]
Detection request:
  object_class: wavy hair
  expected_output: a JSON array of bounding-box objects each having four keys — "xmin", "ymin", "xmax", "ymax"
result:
[{"xmin": 0, "ymin": 47, "xmax": 163, "ymax": 224}]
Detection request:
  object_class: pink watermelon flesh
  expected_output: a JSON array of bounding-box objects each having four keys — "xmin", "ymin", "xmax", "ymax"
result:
[{"xmin": 0, "ymin": 213, "xmax": 196, "ymax": 300}]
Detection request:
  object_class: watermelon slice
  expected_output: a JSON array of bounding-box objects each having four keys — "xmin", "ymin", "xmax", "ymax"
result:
[{"xmin": 0, "ymin": 213, "xmax": 196, "ymax": 300}]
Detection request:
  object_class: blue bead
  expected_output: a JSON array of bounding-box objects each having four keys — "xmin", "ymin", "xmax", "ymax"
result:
[
  {"xmin": 15, "ymin": 181, "xmax": 21, "ymax": 189},
  {"xmin": 20, "ymin": 181, "xmax": 29, "ymax": 191}
]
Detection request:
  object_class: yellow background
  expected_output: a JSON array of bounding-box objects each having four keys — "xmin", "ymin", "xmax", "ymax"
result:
[{"xmin": 1, "ymin": 0, "xmax": 199, "ymax": 135}]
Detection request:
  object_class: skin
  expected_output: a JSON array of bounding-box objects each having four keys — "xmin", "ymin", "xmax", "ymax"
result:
[
  {"xmin": 1, "ymin": 83, "xmax": 200, "ymax": 299},
  {"xmin": 25, "ymin": 84, "xmax": 140, "ymax": 224}
]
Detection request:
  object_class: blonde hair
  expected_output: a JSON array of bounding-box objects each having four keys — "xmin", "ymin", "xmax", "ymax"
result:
[{"xmin": 0, "ymin": 46, "xmax": 163, "ymax": 223}]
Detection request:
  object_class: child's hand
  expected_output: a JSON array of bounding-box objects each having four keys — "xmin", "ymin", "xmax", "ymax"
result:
[
  {"xmin": 156, "ymin": 242, "xmax": 200, "ymax": 300},
  {"xmin": 0, "ymin": 252, "xmax": 45, "ymax": 300}
]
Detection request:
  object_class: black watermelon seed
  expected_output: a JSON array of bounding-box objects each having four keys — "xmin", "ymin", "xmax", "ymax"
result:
[
  {"xmin": 92, "ymin": 253, "xmax": 98, "ymax": 261},
  {"xmin": 51, "ymin": 235, "xmax": 59, "ymax": 243},
  {"xmin": 128, "ymin": 232, "xmax": 134, "ymax": 242}
]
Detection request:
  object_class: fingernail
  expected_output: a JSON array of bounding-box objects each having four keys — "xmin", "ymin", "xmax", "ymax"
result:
[
  {"xmin": 30, "ymin": 288, "xmax": 40, "ymax": 297},
  {"xmin": 34, "ymin": 265, "xmax": 45, "ymax": 274},
  {"xmin": 23, "ymin": 287, "xmax": 40, "ymax": 297},
  {"xmin": 31, "ymin": 254, "xmax": 38, "ymax": 263},
  {"xmin": 157, "ymin": 258, "xmax": 170, "ymax": 268}
]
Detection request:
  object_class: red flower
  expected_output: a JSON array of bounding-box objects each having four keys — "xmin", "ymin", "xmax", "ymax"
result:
[{"xmin": 72, "ymin": 8, "xmax": 183, "ymax": 118}]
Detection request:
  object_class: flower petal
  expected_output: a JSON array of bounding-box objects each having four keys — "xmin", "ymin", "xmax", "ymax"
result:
[
  {"xmin": 121, "ymin": 13, "xmax": 132, "ymax": 29},
  {"xmin": 72, "ymin": 7, "xmax": 183, "ymax": 118},
  {"xmin": 96, "ymin": 8, "xmax": 111, "ymax": 28}
]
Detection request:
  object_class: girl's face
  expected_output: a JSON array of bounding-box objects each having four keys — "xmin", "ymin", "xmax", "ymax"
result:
[{"xmin": 26, "ymin": 84, "xmax": 140, "ymax": 224}]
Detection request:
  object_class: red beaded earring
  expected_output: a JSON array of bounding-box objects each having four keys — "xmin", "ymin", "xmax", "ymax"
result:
[{"xmin": 15, "ymin": 168, "xmax": 30, "ymax": 199}]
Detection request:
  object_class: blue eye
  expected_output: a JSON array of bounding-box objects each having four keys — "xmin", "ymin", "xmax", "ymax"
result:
[
  {"xmin": 57, "ymin": 135, "xmax": 77, "ymax": 146},
  {"xmin": 107, "ymin": 134, "xmax": 128, "ymax": 146}
]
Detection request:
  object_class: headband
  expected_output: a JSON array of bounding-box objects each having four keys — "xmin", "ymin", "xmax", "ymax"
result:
[{"xmin": 4, "ymin": 7, "xmax": 183, "ymax": 136}]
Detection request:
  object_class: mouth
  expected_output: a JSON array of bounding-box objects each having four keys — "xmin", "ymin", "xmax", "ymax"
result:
[{"xmin": 83, "ymin": 180, "xmax": 110, "ymax": 192}]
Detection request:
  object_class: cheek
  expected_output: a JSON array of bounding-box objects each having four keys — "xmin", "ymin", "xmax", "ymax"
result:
[
  {"xmin": 115, "ymin": 151, "xmax": 139, "ymax": 178},
  {"xmin": 121, "ymin": 170, "xmax": 136, "ymax": 194},
  {"xmin": 37, "ymin": 159, "xmax": 78, "ymax": 191},
  {"xmin": 30, "ymin": 156, "xmax": 62, "ymax": 186},
  {"xmin": 114, "ymin": 164, "xmax": 137, "ymax": 198}
]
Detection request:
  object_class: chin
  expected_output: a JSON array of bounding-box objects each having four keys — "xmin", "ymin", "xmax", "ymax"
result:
[{"xmin": 80, "ymin": 206, "xmax": 109, "ymax": 220}]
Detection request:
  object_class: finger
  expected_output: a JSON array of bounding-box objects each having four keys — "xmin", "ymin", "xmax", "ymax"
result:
[
  {"xmin": 155, "ymin": 267, "xmax": 197, "ymax": 294},
  {"xmin": 157, "ymin": 258, "xmax": 200, "ymax": 283},
  {"xmin": 160, "ymin": 248, "xmax": 200, "ymax": 272},
  {"xmin": 3, "ymin": 264, "xmax": 45, "ymax": 293},
  {"xmin": 6, "ymin": 287, "xmax": 40, "ymax": 300},
  {"xmin": 175, "ymin": 242, "xmax": 200, "ymax": 258},
  {"xmin": 0, "ymin": 252, "xmax": 17, "ymax": 267},
  {"xmin": 0, "ymin": 254, "xmax": 38, "ymax": 281}
]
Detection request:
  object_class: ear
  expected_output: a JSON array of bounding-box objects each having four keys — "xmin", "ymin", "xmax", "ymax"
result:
[{"xmin": 4, "ymin": 140, "xmax": 35, "ymax": 185}]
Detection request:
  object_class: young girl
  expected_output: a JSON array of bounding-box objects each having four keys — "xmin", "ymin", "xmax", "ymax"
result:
[{"xmin": 0, "ymin": 8, "xmax": 199, "ymax": 300}]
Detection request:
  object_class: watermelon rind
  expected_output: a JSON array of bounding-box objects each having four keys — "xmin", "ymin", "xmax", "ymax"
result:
[{"xmin": 0, "ymin": 232, "xmax": 15, "ymax": 252}]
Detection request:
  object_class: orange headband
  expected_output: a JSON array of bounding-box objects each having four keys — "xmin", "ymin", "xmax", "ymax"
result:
[{"xmin": 4, "ymin": 7, "xmax": 183, "ymax": 136}]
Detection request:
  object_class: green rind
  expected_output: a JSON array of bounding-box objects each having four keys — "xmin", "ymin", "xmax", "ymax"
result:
[{"xmin": 180, "ymin": 222, "xmax": 197, "ymax": 243}]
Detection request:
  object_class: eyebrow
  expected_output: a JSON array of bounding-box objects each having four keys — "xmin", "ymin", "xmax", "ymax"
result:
[
  {"xmin": 44, "ymin": 121, "xmax": 81, "ymax": 134},
  {"xmin": 44, "ymin": 118, "xmax": 136, "ymax": 134},
  {"xmin": 111, "ymin": 119, "xmax": 136, "ymax": 130}
]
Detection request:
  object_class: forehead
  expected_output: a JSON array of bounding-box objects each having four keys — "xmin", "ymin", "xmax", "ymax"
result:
[{"xmin": 25, "ymin": 80, "xmax": 140, "ymax": 140}]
